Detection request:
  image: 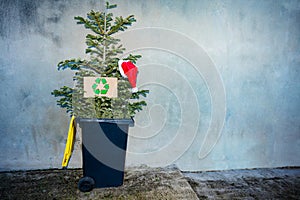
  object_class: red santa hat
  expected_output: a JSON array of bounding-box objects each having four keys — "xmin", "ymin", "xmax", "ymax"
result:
[{"xmin": 118, "ymin": 59, "xmax": 138, "ymax": 93}]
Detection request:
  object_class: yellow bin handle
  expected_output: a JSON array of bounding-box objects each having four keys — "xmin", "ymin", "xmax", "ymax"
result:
[{"xmin": 62, "ymin": 116, "xmax": 76, "ymax": 168}]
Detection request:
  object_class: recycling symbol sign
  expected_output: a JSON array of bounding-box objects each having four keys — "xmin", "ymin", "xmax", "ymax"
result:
[
  {"xmin": 92, "ymin": 78, "xmax": 110, "ymax": 95},
  {"xmin": 83, "ymin": 77, "xmax": 118, "ymax": 98}
]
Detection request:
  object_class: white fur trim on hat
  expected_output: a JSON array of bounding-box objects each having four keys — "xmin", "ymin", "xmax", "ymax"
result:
[{"xmin": 118, "ymin": 59, "xmax": 127, "ymax": 78}]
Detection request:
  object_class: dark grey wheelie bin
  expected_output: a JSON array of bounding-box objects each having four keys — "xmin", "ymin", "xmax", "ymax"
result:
[{"xmin": 77, "ymin": 118, "xmax": 133, "ymax": 192}]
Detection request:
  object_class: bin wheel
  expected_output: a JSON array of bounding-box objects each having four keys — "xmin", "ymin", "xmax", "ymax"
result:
[{"xmin": 78, "ymin": 176, "xmax": 95, "ymax": 192}]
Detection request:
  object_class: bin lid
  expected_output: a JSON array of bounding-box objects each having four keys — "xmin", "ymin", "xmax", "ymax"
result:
[{"xmin": 77, "ymin": 118, "xmax": 134, "ymax": 126}]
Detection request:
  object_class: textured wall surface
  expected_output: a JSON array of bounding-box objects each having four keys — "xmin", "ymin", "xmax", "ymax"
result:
[{"xmin": 0, "ymin": 0, "xmax": 299, "ymax": 171}]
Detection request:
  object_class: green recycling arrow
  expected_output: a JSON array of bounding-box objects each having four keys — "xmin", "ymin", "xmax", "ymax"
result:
[{"xmin": 92, "ymin": 78, "xmax": 110, "ymax": 95}]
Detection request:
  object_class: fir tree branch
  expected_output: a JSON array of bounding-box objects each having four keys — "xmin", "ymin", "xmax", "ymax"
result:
[{"xmin": 92, "ymin": 11, "xmax": 105, "ymax": 35}]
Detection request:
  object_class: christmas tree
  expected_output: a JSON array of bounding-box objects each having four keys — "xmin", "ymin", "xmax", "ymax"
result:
[{"xmin": 52, "ymin": 1, "xmax": 149, "ymax": 119}]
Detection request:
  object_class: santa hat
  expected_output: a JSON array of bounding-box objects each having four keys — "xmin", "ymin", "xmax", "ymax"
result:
[{"xmin": 118, "ymin": 59, "xmax": 139, "ymax": 93}]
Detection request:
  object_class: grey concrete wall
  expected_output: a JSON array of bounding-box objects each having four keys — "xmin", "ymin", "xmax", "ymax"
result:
[{"xmin": 0, "ymin": 0, "xmax": 299, "ymax": 171}]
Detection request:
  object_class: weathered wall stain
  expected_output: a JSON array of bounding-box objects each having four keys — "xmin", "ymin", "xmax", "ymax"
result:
[{"xmin": 0, "ymin": 0, "xmax": 70, "ymax": 46}]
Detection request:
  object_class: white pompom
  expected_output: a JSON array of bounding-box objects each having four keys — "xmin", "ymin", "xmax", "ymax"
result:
[{"xmin": 131, "ymin": 87, "xmax": 138, "ymax": 93}]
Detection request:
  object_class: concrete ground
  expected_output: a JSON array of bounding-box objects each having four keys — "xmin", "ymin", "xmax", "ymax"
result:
[
  {"xmin": 0, "ymin": 166, "xmax": 299, "ymax": 199},
  {"xmin": 183, "ymin": 167, "xmax": 300, "ymax": 200}
]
